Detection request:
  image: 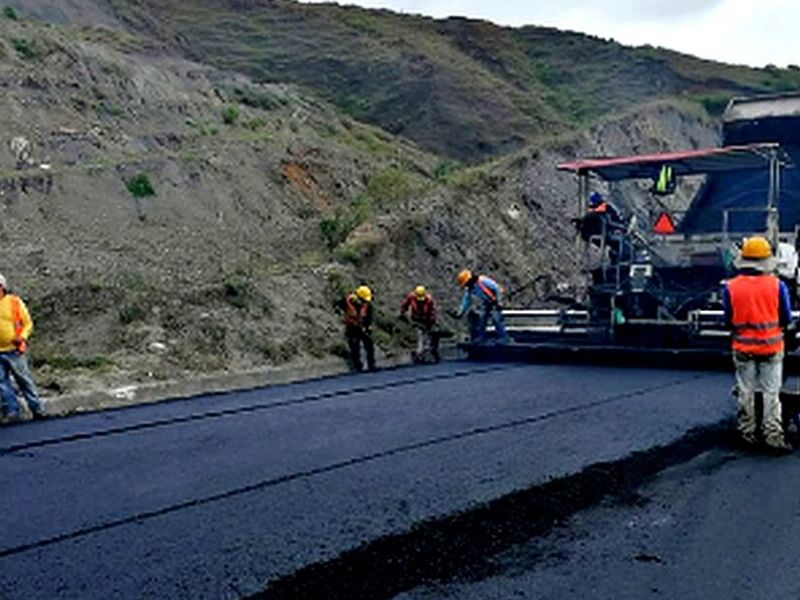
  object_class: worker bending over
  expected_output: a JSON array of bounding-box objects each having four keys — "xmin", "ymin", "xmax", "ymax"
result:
[
  {"xmin": 335, "ymin": 285, "xmax": 376, "ymax": 372},
  {"xmin": 723, "ymin": 237, "xmax": 793, "ymax": 452},
  {"xmin": 400, "ymin": 285, "xmax": 440, "ymax": 363},
  {"xmin": 454, "ymin": 270, "xmax": 510, "ymax": 344}
]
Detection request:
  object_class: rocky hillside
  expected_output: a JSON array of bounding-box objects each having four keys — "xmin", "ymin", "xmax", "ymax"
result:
[
  {"xmin": 98, "ymin": 0, "xmax": 800, "ymax": 163},
  {"xmin": 0, "ymin": 2, "xmax": 722, "ymax": 394}
]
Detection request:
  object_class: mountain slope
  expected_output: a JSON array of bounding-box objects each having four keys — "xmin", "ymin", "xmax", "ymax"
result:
[{"xmin": 99, "ymin": 0, "xmax": 800, "ymax": 162}]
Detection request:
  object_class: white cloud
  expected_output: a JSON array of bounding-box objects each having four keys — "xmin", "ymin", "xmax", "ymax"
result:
[{"xmin": 300, "ymin": 0, "xmax": 800, "ymax": 67}]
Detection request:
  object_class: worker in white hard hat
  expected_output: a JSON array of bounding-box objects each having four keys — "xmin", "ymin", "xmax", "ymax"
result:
[
  {"xmin": 334, "ymin": 285, "xmax": 376, "ymax": 372},
  {"xmin": 723, "ymin": 236, "xmax": 792, "ymax": 452},
  {"xmin": 399, "ymin": 285, "xmax": 440, "ymax": 363}
]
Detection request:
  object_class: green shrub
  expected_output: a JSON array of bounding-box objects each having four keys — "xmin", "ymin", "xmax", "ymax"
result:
[
  {"xmin": 127, "ymin": 173, "xmax": 155, "ymax": 198},
  {"xmin": 247, "ymin": 116, "xmax": 267, "ymax": 130},
  {"xmin": 222, "ymin": 271, "xmax": 253, "ymax": 309},
  {"xmin": 319, "ymin": 195, "xmax": 372, "ymax": 250},
  {"xmin": 3, "ymin": 6, "xmax": 18, "ymax": 20},
  {"xmin": 119, "ymin": 301, "xmax": 148, "ymax": 324},
  {"xmin": 12, "ymin": 38, "xmax": 40, "ymax": 60},
  {"xmin": 227, "ymin": 85, "xmax": 287, "ymax": 110},
  {"xmin": 221, "ymin": 105, "xmax": 240, "ymax": 125},
  {"xmin": 434, "ymin": 160, "xmax": 459, "ymax": 183}
]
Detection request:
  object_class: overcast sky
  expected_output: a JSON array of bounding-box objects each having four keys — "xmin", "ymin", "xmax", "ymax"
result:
[{"xmin": 300, "ymin": 0, "xmax": 799, "ymax": 68}]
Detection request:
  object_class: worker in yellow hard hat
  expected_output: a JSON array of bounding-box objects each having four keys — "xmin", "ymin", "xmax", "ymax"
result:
[
  {"xmin": 399, "ymin": 285, "xmax": 440, "ymax": 363},
  {"xmin": 334, "ymin": 285, "xmax": 376, "ymax": 372},
  {"xmin": 723, "ymin": 236, "xmax": 793, "ymax": 452},
  {"xmin": 453, "ymin": 269, "xmax": 510, "ymax": 344}
]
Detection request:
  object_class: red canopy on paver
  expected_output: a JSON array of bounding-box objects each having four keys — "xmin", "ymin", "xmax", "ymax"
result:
[{"xmin": 557, "ymin": 143, "xmax": 781, "ymax": 181}]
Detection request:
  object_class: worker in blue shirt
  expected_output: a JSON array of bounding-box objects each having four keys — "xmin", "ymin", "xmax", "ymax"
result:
[{"xmin": 454, "ymin": 269, "xmax": 510, "ymax": 344}]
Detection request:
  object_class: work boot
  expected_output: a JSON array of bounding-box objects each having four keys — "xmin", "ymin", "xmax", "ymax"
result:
[{"xmin": 765, "ymin": 435, "xmax": 793, "ymax": 454}]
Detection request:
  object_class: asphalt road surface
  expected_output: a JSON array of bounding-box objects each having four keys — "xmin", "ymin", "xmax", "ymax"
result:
[
  {"xmin": 397, "ymin": 446, "xmax": 800, "ymax": 600},
  {"xmin": 0, "ymin": 361, "xmax": 732, "ymax": 599}
]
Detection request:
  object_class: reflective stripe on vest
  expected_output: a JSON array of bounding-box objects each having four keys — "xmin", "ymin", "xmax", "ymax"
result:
[
  {"xmin": 343, "ymin": 294, "xmax": 368, "ymax": 327},
  {"xmin": 476, "ymin": 276, "xmax": 498, "ymax": 304},
  {"xmin": 728, "ymin": 275, "xmax": 783, "ymax": 355},
  {"xmin": 10, "ymin": 295, "xmax": 26, "ymax": 354}
]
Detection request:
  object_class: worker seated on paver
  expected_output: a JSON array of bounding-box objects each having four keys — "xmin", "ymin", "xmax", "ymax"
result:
[
  {"xmin": 334, "ymin": 285, "xmax": 376, "ymax": 372},
  {"xmin": 723, "ymin": 236, "xmax": 793, "ymax": 452},
  {"xmin": 452, "ymin": 270, "xmax": 510, "ymax": 344},
  {"xmin": 399, "ymin": 285, "xmax": 440, "ymax": 364},
  {"xmin": 575, "ymin": 192, "xmax": 631, "ymax": 262}
]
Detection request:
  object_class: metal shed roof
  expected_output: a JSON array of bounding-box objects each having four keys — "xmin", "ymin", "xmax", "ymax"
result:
[{"xmin": 556, "ymin": 143, "xmax": 782, "ymax": 182}]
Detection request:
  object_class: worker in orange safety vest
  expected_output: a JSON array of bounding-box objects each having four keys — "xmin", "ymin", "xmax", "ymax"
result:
[
  {"xmin": 334, "ymin": 285, "xmax": 376, "ymax": 372},
  {"xmin": 723, "ymin": 237, "xmax": 793, "ymax": 452},
  {"xmin": 399, "ymin": 285, "xmax": 440, "ymax": 363}
]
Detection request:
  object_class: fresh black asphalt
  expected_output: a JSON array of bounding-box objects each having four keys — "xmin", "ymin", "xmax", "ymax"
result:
[{"xmin": 0, "ymin": 361, "xmax": 732, "ymax": 599}]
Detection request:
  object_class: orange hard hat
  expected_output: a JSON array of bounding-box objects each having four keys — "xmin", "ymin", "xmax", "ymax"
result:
[
  {"xmin": 741, "ymin": 236, "xmax": 772, "ymax": 260},
  {"xmin": 456, "ymin": 269, "xmax": 472, "ymax": 287}
]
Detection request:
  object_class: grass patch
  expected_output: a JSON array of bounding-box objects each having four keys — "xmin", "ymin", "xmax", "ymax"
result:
[
  {"xmin": 224, "ymin": 84, "xmax": 288, "ymax": 111},
  {"xmin": 689, "ymin": 92, "xmax": 733, "ymax": 117},
  {"xmin": 31, "ymin": 352, "xmax": 113, "ymax": 371}
]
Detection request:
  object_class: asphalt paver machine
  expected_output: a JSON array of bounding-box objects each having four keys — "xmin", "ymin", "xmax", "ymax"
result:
[{"xmin": 468, "ymin": 94, "xmax": 800, "ymax": 371}]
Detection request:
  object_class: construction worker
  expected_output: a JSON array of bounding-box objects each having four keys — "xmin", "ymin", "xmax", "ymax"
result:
[
  {"xmin": 587, "ymin": 191, "xmax": 625, "ymax": 232},
  {"xmin": 0, "ymin": 274, "xmax": 47, "ymax": 423},
  {"xmin": 723, "ymin": 237, "xmax": 793, "ymax": 452},
  {"xmin": 454, "ymin": 270, "xmax": 510, "ymax": 344},
  {"xmin": 334, "ymin": 285, "xmax": 376, "ymax": 372},
  {"xmin": 399, "ymin": 285, "xmax": 440, "ymax": 363}
]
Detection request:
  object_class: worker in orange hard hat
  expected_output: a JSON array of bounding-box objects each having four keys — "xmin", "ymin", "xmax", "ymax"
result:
[
  {"xmin": 723, "ymin": 236, "xmax": 793, "ymax": 452},
  {"xmin": 453, "ymin": 269, "xmax": 510, "ymax": 344},
  {"xmin": 399, "ymin": 285, "xmax": 440, "ymax": 363},
  {"xmin": 334, "ymin": 285, "xmax": 376, "ymax": 372}
]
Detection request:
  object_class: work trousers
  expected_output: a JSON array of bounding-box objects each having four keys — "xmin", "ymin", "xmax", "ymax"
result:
[
  {"xmin": 733, "ymin": 351, "xmax": 784, "ymax": 446},
  {"xmin": 0, "ymin": 349, "xmax": 45, "ymax": 418},
  {"xmin": 414, "ymin": 325, "xmax": 440, "ymax": 363},
  {"xmin": 474, "ymin": 303, "xmax": 509, "ymax": 344},
  {"xmin": 346, "ymin": 326, "xmax": 375, "ymax": 372}
]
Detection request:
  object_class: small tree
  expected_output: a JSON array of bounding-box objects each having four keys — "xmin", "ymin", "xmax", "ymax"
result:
[{"xmin": 3, "ymin": 6, "xmax": 19, "ymax": 20}]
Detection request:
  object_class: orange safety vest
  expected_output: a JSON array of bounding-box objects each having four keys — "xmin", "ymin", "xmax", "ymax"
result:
[
  {"xmin": 9, "ymin": 295, "xmax": 27, "ymax": 353},
  {"xmin": 476, "ymin": 276, "xmax": 498, "ymax": 304},
  {"xmin": 342, "ymin": 294, "xmax": 369, "ymax": 328},
  {"xmin": 588, "ymin": 202, "xmax": 608, "ymax": 214},
  {"xmin": 728, "ymin": 274, "xmax": 784, "ymax": 355}
]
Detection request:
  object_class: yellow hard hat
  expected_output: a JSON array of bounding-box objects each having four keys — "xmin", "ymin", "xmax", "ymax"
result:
[
  {"xmin": 355, "ymin": 285, "xmax": 372, "ymax": 303},
  {"xmin": 456, "ymin": 269, "xmax": 472, "ymax": 287},
  {"xmin": 741, "ymin": 236, "xmax": 772, "ymax": 260},
  {"xmin": 414, "ymin": 285, "xmax": 427, "ymax": 299}
]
